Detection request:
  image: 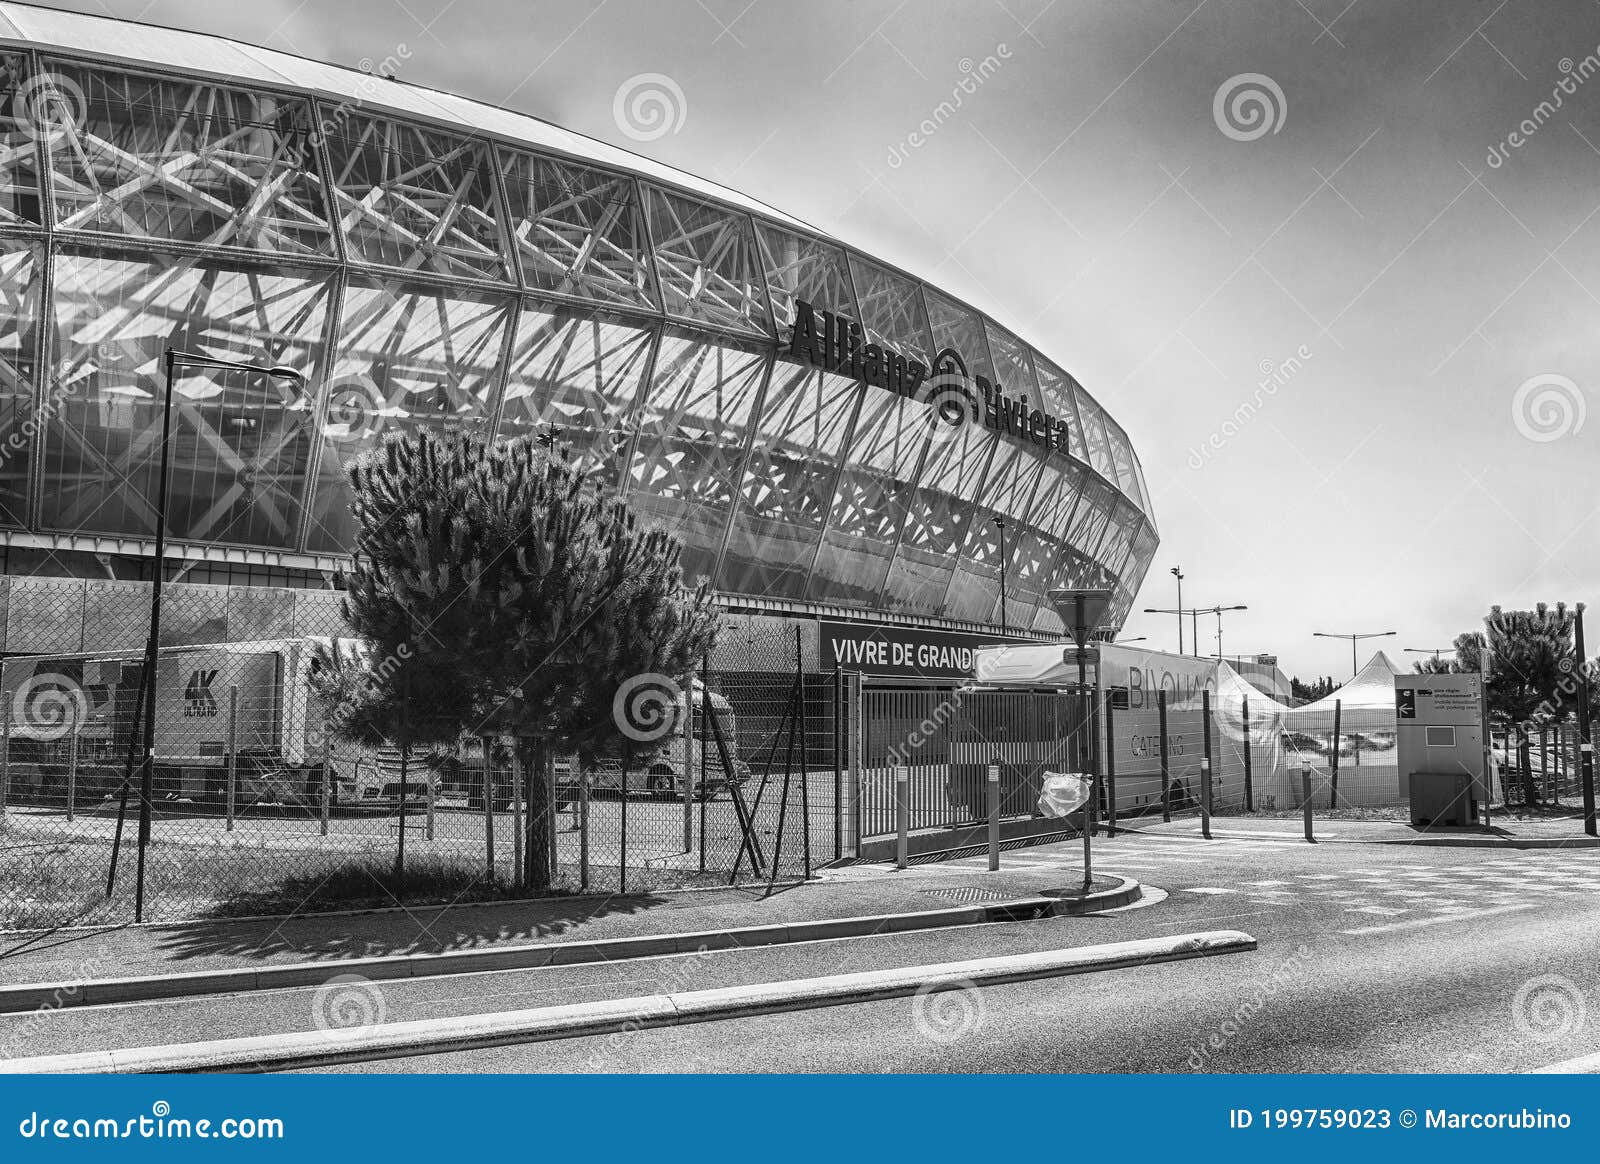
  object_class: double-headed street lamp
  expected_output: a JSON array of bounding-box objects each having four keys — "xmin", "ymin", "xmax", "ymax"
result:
[
  {"xmin": 113, "ymin": 350, "xmax": 304, "ymax": 921},
  {"xmin": 1314, "ymin": 629, "xmax": 1396, "ymax": 678},
  {"xmin": 1404, "ymin": 645, "xmax": 1455, "ymax": 666}
]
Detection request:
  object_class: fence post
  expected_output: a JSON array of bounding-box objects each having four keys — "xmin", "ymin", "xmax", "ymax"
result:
[
  {"xmin": 66, "ymin": 727, "xmax": 79, "ymax": 823},
  {"xmin": 850, "ymin": 672, "xmax": 864, "ymax": 857},
  {"xmin": 699, "ymin": 659, "xmax": 710, "ymax": 874},
  {"xmin": 681, "ymin": 670, "xmax": 694, "ymax": 854},
  {"xmin": 481, "ymin": 736, "xmax": 496, "ymax": 883},
  {"xmin": 1158, "ymin": 689, "xmax": 1171, "ymax": 823},
  {"xmin": 1103, "ymin": 691, "xmax": 1117, "ymax": 838},
  {"xmin": 424, "ymin": 754, "xmax": 436, "ymax": 843},
  {"xmin": 1328, "ymin": 699, "xmax": 1343, "ymax": 810},
  {"xmin": 986, "ymin": 760, "xmax": 1000, "ymax": 871},
  {"xmin": 0, "ymin": 689, "xmax": 9, "ymax": 822},
  {"xmin": 833, "ymin": 668, "xmax": 844, "ymax": 863},
  {"xmin": 1555, "ymin": 724, "xmax": 1564, "ymax": 804},
  {"xmin": 511, "ymin": 748, "xmax": 523, "ymax": 888},
  {"xmin": 1302, "ymin": 759, "xmax": 1315, "ymax": 843},
  {"xmin": 1201, "ymin": 690, "xmax": 1213, "ymax": 840},
  {"xmin": 320, "ymin": 728, "xmax": 331, "ymax": 838},
  {"xmin": 894, "ymin": 765, "xmax": 909, "ymax": 870},
  {"xmin": 579, "ymin": 763, "xmax": 590, "ymax": 891},
  {"xmin": 224, "ymin": 685, "xmax": 238, "ymax": 833},
  {"xmin": 1241, "ymin": 693, "xmax": 1254, "ymax": 813}
]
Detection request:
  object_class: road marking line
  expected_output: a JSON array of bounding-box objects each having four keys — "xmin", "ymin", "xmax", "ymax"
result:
[
  {"xmin": 1182, "ymin": 887, "xmax": 1238, "ymax": 895},
  {"xmin": 1530, "ymin": 1049, "xmax": 1600, "ymax": 1073},
  {"xmin": 1340, "ymin": 902, "xmax": 1538, "ymax": 935}
]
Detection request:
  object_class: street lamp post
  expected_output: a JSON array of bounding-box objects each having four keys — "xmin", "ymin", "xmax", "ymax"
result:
[
  {"xmin": 1192, "ymin": 603, "xmax": 1248, "ymax": 657},
  {"xmin": 1404, "ymin": 646, "xmax": 1454, "ymax": 666},
  {"xmin": 993, "ymin": 516, "xmax": 1008, "ymax": 634},
  {"xmin": 114, "ymin": 349, "xmax": 304, "ymax": 922},
  {"xmin": 1170, "ymin": 566, "xmax": 1184, "ymax": 653},
  {"xmin": 1314, "ymin": 630, "xmax": 1396, "ymax": 678}
]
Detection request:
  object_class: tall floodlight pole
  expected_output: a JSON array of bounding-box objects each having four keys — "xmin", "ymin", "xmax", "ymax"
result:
[
  {"xmin": 1170, "ymin": 567, "xmax": 1184, "ymax": 653},
  {"xmin": 1314, "ymin": 630, "xmax": 1396, "ymax": 678},
  {"xmin": 122, "ymin": 350, "xmax": 304, "ymax": 922}
]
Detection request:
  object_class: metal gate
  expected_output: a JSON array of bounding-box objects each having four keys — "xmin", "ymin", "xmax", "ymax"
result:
[{"xmin": 854, "ymin": 684, "xmax": 1092, "ymax": 841}]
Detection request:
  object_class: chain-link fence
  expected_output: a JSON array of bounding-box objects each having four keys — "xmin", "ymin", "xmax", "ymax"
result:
[{"xmin": 0, "ymin": 582, "xmax": 844, "ymax": 929}]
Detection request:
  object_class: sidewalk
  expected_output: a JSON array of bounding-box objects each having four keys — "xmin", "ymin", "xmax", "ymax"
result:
[
  {"xmin": 0, "ymin": 857, "xmax": 1133, "ymax": 993},
  {"xmin": 1125, "ymin": 813, "xmax": 1600, "ymax": 849}
]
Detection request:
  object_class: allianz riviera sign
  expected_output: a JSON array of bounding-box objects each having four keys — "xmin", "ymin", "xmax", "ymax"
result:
[{"xmin": 787, "ymin": 299, "xmax": 1076, "ymax": 457}]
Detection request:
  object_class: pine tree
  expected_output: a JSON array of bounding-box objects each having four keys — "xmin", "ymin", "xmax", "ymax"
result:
[{"xmin": 313, "ymin": 429, "xmax": 721, "ymax": 890}]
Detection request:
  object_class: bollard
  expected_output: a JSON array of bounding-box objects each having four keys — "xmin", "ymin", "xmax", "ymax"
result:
[
  {"xmin": 894, "ymin": 765, "xmax": 910, "ymax": 870},
  {"xmin": 320, "ymin": 731, "xmax": 331, "ymax": 837},
  {"xmin": 224, "ymin": 685, "xmax": 238, "ymax": 832},
  {"xmin": 1200, "ymin": 756, "xmax": 1212, "ymax": 840},
  {"xmin": 1082, "ymin": 772, "xmax": 1096, "ymax": 891},
  {"xmin": 66, "ymin": 729, "xmax": 79, "ymax": 823},
  {"xmin": 1302, "ymin": 760, "xmax": 1315, "ymax": 843},
  {"xmin": 986, "ymin": 761, "xmax": 1001, "ymax": 872}
]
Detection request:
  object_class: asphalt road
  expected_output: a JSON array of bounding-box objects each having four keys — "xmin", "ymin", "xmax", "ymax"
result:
[{"xmin": 5, "ymin": 826, "xmax": 1599, "ymax": 1072}]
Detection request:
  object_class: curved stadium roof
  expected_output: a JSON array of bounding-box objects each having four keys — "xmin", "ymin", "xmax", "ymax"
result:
[{"xmin": 0, "ymin": 1, "xmax": 1157, "ymax": 635}]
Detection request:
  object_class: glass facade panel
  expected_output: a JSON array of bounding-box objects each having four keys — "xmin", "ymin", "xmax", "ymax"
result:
[
  {"xmin": 1074, "ymin": 385, "xmax": 1118, "ymax": 480},
  {"xmin": 755, "ymin": 222, "xmax": 857, "ymax": 335},
  {"xmin": 1064, "ymin": 474, "xmax": 1117, "ymax": 560},
  {"xmin": 923, "ymin": 289, "xmax": 994, "ymax": 380},
  {"xmin": 497, "ymin": 304, "xmax": 654, "ymax": 490},
  {"xmin": 0, "ymin": 55, "xmax": 46, "ymax": 225},
  {"xmin": 1104, "ymin": 416, "xmax": 1140, "ymax": 499},
  {"xmin": 0, "ymin": 240, "xmax": 42, "ymax": 526},
  {"xmin": 1032, "ymin": 355, "xmax": 1089, "ymax": 464},
  {"xmin": 305, "ymin": 278, "xmax": 510, "ymax": 552},
  {"xmin": 721, "ymin": 361, "xmax": 861, "ymax": 601},
  {"xmin": 808, "ymin": 384, "xmax": 931, "ymax": 607},
  {"xmin": 848, "ymin": 257, "xmax": 933, "ymax": 367},
  {"xmin": 324, "ymin": 113, "xmax": 512, "ymax": 281},
  {"xmin": 882, "ymin": 425, "xmax": 996, "ymax": 616},
  {"xmin": 500, "ymin": 150, "xmax": 658, "ymax": 310},
  {"xmin": 42, "ymin": 248, "xmax": 332, "ymax": 546},
  {"xmin": 40, "ymin": 60, "xmax": 334, "ymax": 254},
  {"xmin": 644, "ymin": 186, "xmax": 770, "ymax": 335},
  {"xmin": 626, "ymin": 331, "xmax": 768, "ymax": 584},
  {"xmin": 983, "ymin": 320, "xmax": 1040, "ymax": 399}
]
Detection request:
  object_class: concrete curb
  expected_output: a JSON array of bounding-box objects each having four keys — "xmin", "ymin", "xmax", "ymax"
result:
[
  {"xmin": 0, "ymin": 928, "xmax": 1252, "ymax": 1074},
  {"xmin": 1376, "ymin": 835, "xmax": 1600, "ymax": 850},
  {"xmin": 0, "ymin": 878, "xmax": 1141, "ymax": 1015}
]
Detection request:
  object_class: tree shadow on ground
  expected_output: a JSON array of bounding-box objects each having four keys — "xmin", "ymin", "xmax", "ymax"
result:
[{"xmin": 149, "ymin": 856, "xmax": 694, "ymax": 964}]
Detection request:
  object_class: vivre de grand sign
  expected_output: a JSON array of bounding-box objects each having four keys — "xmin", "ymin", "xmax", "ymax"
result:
[{"xmin": 788, "ymin": 299, "xmax": 1075, "ymax": 457}]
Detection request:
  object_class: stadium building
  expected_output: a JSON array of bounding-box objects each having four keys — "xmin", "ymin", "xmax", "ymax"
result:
[{"xmin": 0, "ymin": 3, "xmax": 1157, "ymax": 678}]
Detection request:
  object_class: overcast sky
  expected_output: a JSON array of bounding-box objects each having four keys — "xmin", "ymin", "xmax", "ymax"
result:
[{"xmin": 37, "ymin": 0, "xmax": 1600, "ymax": 680}]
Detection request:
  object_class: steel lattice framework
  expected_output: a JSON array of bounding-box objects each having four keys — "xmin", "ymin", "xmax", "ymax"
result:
[{"xmin": 0, "ymin": 6, "xmax": 1157, "ymax": 635}]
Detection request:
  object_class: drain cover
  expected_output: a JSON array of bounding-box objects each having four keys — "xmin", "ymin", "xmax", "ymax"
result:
[{"xmin": 923, "ymin": 886, "xmax": 1018, "ymax": 904}]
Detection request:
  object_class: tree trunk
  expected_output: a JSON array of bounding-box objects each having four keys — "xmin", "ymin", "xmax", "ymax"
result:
[
  {"xmin": 520, "ymin": 736, "xmax": 553, "ymax": 893},
  {"xmin": 1519, "ymin": 726, "xmax": 1539, "ymax": 807}
]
